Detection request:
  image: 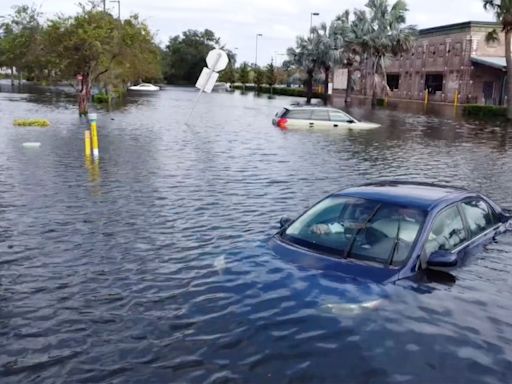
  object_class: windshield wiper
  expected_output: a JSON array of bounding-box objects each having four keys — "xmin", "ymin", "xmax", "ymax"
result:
[
  {"xmin": 344, "ymin": 204, "xmax": 382, "ymax": 259},
  {"xmin": 387, "ymin": 215, "xmax": 401, "ymax": 265}
]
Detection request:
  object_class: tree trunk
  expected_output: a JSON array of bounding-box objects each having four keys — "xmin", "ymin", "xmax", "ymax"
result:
[
  {"xmin": 10, "ymin": 67, "xmax": 14, "ymax": 86},
  {"xmin": 306, "ymin": 69, "xmax": 313, "ymax": 104},
  {"xmin": 371, "ymin": 56, "xmax": 379, "ymax": 107},
  {"xmin": 323, "ymin": 66, "xmax": 330, "ymax": 105},
  {"xmin": 345, "ymin": 64, "xmax": 353, "ymax": 105},
  {"xmin": 78, "ymin": 73, "xmax": 91, "ymax": 116},
  {"xmin": 18, "ymin": 70, "xmax": 22, "ymax": 85},
  {"xmin": 506, "ymin": 31, "xmax": 512, "ymax": 119}
]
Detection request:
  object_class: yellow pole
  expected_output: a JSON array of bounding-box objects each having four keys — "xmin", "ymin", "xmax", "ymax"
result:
[
  {"xmin": 424, "ymin": 89, "xmax": 429, "ymax": 106},
  {"xmin": 89, "ymin": 113, "xmax": 99, "ymax": 159},
  {"xmin": 384, "ymin": 97, "xmax": 388, "ymax": 107},
  {"xmin": 84, "ymin": 130, "xmax": 91, "ymax": 157},
  {"xmin": 454, "ymin": 89, "xmax": 459, "ymax": 107}
]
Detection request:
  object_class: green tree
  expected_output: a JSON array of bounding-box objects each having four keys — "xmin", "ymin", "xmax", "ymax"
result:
[
  {"xmin": 265, "ymin": 59, "xmax": 277, "ymax": 95},
  {"xmin": 238, "ymin": 62, "xmax": 250, "ymax": 91},
  {"xmin": 287, "ymin": 35, "xmax": 317, "ymax": 104},
  {"xmin": 330, "ymin": 10, "xmax": 364, "ymax": 104},
  {"xmin": 355, "ymin": 0, "xmax": 416, "ymax": 106},
  {"xmin": 484, "ymin": 0, "xmax": 512, "ymax": 118},
  {"xmin": 162, "ymin": 29, "xmax": 219, "ymax": 85},
  {"xmin": 42, "ymin": 3, "xmax": 161, "ymax": 115},
  {"xmin": 218, "ymin": 49, "xmax": 236, "ymax": 85},
  {"xmin": 253, "ymin": 66, "xmax": 265, "ymax": 92},
  {"xmin": 311, "ymin": 23, "xmax": 340, "ymax": 105},
  {"xmin": 0, "ymin": 5, "xmax": 43, "ymax": 85}
]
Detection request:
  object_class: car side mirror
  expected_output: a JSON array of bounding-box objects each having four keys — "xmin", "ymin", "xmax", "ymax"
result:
[
  {"xmin": 427, "ymin": 250, "xmax": 458, "ymax": 268},
  {"xmin": 279, "ymin": 216, "xmax": 293, "ymax": 229}
]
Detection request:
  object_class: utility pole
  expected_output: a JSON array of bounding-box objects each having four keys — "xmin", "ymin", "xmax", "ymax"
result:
[
  {"xmin": 255, "ymin": 33, "xmax": 262, "ymax": 67},
  {"xmin": 110, "ymin": 0, "xmax": 120, "ymax": 19},
  {"xmin": 310, "ymin": 12, "xmax": 319, "ymax": 35}
]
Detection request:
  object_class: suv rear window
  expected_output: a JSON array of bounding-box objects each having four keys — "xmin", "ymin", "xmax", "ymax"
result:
[
  {"xmin": 276, "ymin": 108, "xmax": 289, "ymax": 118},
  {"xmin": 287, "ymin": 109, "xmax": 313, "ymax": 120}
]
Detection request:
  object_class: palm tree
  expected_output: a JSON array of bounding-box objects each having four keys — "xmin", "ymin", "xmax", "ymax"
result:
[
  {"xmin": 357, "ymin": 0, "xmax": 416, "ymax": 106},
  {"xmin": 287, "ymin": 35, "xmax": 317, "ymax": 104},
  {"xmin": 330, "ymin": 10, "xmax": 367, "ymax": 104},
  {"xmin": 483, "ymin": 0, "xmax": 512, "ymax": 119},
  {"xmin": 310, "ymin": 23, "xmax": 340, "ymax": 105}
]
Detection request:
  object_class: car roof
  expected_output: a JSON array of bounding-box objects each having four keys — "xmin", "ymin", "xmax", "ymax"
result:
[
  {"xmin": 284, "ymin": 105, "xmax": 341, "ymax": 111},
  {"xmin": 336, "ymin": 181, "xmax": 472, "ymax": 211}
]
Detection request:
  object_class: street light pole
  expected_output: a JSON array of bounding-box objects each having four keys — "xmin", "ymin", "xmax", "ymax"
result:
[
  {"xmin": 255, "ymin": 33, "xmax": 262, "ymax": 67},
  {"xmin": 110, "ymin": 0, "xmax": 120, "ymax": 19},
  {"xmin": 310, "ymin": 12, "xmax": 320, "ymax": 34}
]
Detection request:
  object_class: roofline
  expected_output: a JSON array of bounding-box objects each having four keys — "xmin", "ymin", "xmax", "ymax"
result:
[
  {"xmin": 471, "ymin": 56, "xmax": 506, "ymax": 70},
  {"xmin": 419, "ymin": 20, "xmax": 500, "ymax": 37}
]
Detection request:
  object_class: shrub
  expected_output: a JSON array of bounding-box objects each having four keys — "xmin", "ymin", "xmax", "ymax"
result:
[
  {"xmin": 13, "ymin": 119, "xmax": 50, "ymax": 127},
  {"xmin": 93, "ymin": 93, "xmax": 110, "ymax": 104},
  {"xmin": 376, "ymin": 98, "xmax": 386, "ymax": 107},
  {"xmin": 462, "ymin": 105, "xmax": 507, "ymax": 118}
]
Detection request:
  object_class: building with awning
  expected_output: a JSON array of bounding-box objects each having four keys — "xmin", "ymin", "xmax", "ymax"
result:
[{"xmin": 344, "ymin": 21, "xmax": 508, "ymax": 105}]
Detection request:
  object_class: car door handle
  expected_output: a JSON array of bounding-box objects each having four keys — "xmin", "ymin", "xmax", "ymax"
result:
[
  {"xmin": 333, "ymin": 124, "xmax": 339, "ymax": 127},
  {"xmin": 309, "ymin": 122, "xmax": 314, "ymax": 128}
]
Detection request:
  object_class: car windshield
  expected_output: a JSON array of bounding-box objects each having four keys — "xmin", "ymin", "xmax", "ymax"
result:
[{"xmin": 284, "ymin": 196, "xmax": 426, "ymax": 266}]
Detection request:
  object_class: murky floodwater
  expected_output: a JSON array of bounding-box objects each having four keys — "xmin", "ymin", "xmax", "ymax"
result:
[{"xmin": 1, "ymin": 83, "xmax": 512, "ymax": 383}]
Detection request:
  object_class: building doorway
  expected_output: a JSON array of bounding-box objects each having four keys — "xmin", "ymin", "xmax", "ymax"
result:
[
  {"xmin": 425, "ymin": 74, "xmax": 443, "ymax": 94},
  {"xmin": 483, "ymin": 81, "xmax": 494, "ymax": 105}
]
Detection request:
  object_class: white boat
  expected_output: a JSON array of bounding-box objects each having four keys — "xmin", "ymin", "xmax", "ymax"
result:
[{"xmin": 128, "ymin": 83, "xmax": 160, "ymax": 92}]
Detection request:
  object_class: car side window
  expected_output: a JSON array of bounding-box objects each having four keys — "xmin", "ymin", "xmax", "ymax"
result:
[
  {"xmin": 310, "ymin": 109, "xmax": 330, "ymax": 121},
  {"xmin": 329, "ymin": 111, "xmax": 352, "ymax": 122},
  {"xmin": 287, "ymin": 110, "xmax": 312, "ymax": 120},
  {"xmin": 460, "ymin": 199, "xmax": 497, "ymax": 238},
  {"xmin": 424, "ymin": 205, "xmax": 467, "ymax": 259}
]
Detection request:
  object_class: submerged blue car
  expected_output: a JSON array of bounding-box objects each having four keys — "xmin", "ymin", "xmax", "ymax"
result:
[{"xmin": 270, "ymin": 181, "xmax": 511, "ymax": 284}]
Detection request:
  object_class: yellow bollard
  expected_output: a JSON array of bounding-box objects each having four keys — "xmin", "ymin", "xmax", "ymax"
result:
[
  {"xmin": 454, "ymin": 89, "xmax": 459, "ymax": 107},
  {"xmin": 89, "ymin": 113, "xmax": 99, "ymax": 159},
  {"xmin": 84, "ymin": 130, "xmax": 91, "ymax": 157},
  {"xmin": 384, "ymin": 97, "xmax": 388, "ymax": 107},
  {"xmin": 424, "ymin": 89, "xmax": 429, "ymax": 106}
]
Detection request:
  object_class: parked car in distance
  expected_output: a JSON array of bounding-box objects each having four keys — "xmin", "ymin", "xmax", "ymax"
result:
[
  {"xmin": 128, "ymin": 83, "xmax": 160, "ymax": 92},
  {"xmin": 271, "ymin": 181, "xmax": 511, "ymax": 284},
  {"xmin": 272, "ymin": 105, "xmax": 380, "ymax": 130}
]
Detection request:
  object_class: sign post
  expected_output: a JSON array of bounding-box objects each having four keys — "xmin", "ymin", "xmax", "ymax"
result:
[{"xmin": 185, "ymin": 49, "xmax": 229, "ymax": 125}]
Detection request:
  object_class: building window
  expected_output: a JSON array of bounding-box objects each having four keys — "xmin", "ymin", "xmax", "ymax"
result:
[
  {"xmin": 425, "ymin": 74, "xmax": 443, "ymax": 94},
  {"xmin": 438, "ymin": 43, "xmax": 446, "ymax": 57},
  {"xmin": 387, "ymin": 74, "xmax": 400, "ymax": 90},
  {"xmin": 454, "ymin": 42, "xmax": 462, "ymax": 56}
]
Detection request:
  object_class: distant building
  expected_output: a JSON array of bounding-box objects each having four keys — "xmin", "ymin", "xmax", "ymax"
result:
[{"xmin": 334, "ymin": 21, "xmax": 508, "ymax": 105}]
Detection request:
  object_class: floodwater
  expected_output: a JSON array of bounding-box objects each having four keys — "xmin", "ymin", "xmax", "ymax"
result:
[{"xmin": 1, "ymin": 83, "xmax": 512, "ymax": 384}]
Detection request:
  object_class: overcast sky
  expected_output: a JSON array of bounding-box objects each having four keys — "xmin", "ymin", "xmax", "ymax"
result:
[{"xmin": 0, "ymin": 0, "xmax": 495, "ymax": 66}]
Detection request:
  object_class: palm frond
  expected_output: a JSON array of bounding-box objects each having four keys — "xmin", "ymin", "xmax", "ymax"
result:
[{"xmin": 485, "ymin": 28, "xmax": 500, "ymax": 43}]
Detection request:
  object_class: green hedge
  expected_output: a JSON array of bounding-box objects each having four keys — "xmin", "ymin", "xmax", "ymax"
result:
[
  {"xmin": 233, "ymin": 84, "xmax": 322, "ymax": 99},
  {"xmin": 462, "ymin": 104, "xmax": 507, "ymax": 118}
]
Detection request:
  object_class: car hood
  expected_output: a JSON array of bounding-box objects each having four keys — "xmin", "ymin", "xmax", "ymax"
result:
[{"xmin": 269, "ymin": 235, "xmax": 401, "ymax": 284}]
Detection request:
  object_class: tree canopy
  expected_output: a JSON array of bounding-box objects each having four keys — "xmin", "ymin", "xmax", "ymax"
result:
[{"xmin": 162, "ymin": 29, "xmax": 221, "ymax": 85}]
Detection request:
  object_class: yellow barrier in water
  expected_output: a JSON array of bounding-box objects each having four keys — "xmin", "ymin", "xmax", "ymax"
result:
[
  {"xmin": 89, "ymin": 113, "xmax": 99, "ymax": 159},
  {"xmin": 424, "ymin": 89, "xmax": 429, "ymax": 106},
  {"xmin": 84, "ymin": 130, "xmax": 91, "ymax": 157}
]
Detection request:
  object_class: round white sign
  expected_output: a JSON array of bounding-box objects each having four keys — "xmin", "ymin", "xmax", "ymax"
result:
[{"xmin": 206, "ymin": 49, "xmax": 229, "ymax": 72}]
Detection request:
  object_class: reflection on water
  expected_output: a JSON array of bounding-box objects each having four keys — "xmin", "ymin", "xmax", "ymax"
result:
[{"xmin": 1, "ymin": 83, "xmax": 512, "ymax": 383}]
